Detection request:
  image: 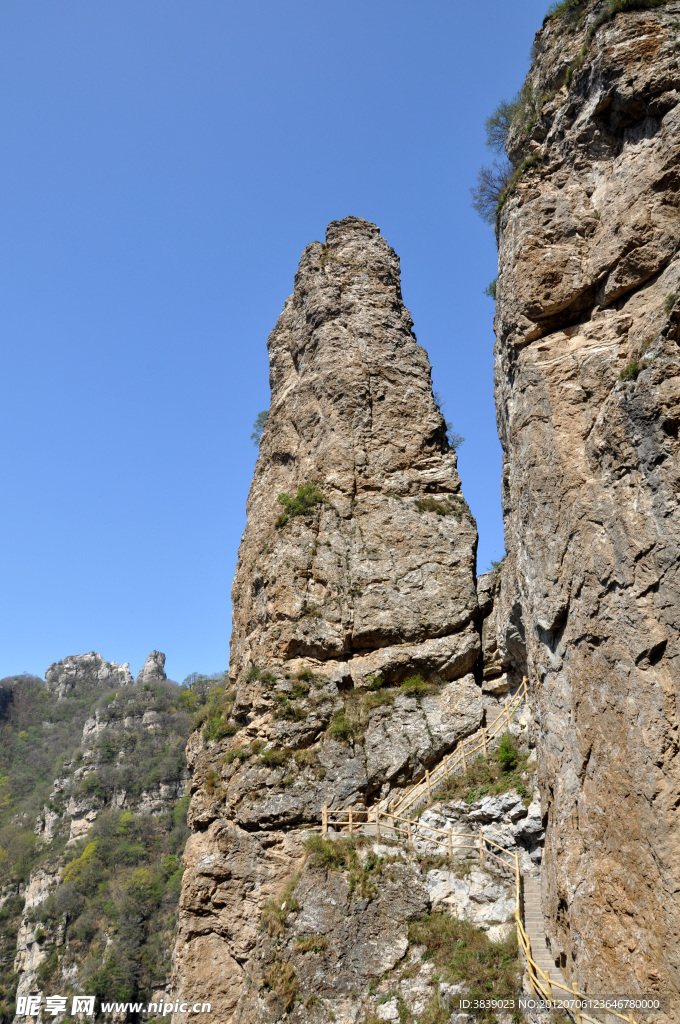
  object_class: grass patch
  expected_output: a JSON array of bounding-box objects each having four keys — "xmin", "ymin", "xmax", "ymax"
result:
[
  {"xmin": 260, "ymin": 876, "xmax": 301, "ymax": 937},
  {"xmin": 619, "ymin": 361, "xmax": 641, "ymax": 381},
  {"xmin": 271, "ymin": 688, "xmax": 307, "ymax": 721},
  {"xmin": 246, "ymin": 665, "xmax": 276, "ymax": 685},
  {"xmin": 416, "ymin": 496, "xmax": 466, "ymax": 519},
  {"xmin": 293, "ymin": 747, "xmax": 326, "ymax": 778},
  {"xmin": 262, "ymin": 960, "xmax": 298, "ymax": 1014},
  {"xmin": 295, "ymin": 934, "xmax": 328, "ymax": 953},
  {"xmin": 304, "ymin": 834, "xmax": 383, "ymax": 898},
  {"xmin": 259, "ymin": 747, "xmax": 291, "ymax": 768},
  {"xmin": 433, "ymin": 733, "xmax": 532, "ymax": 804},
  {"xmin": 222, "ymin": 740, "xmax": 264, "ymax": 766},
  {"xmin": 276, "ymin": 483, "xmax": 326, "ymax": 528},
  {"xmin": 328, "ymin": 712, "xmax": 355, "ymax": 742},
  {"xmin": 664, "ymin": 291, "xmax": 678, "ymax": 314},
  {"xmin": 409, "ymin": 913, "xmax": 521, "ymax": 1022},
  {"xmin": 399, "ymin": 674, "xmax": 441, "ymax": 699},
  {"xmin": 192, "ymin": 684, "xmax": 238, "ymax": 743},
  {"xmin": 327, "ymin": 674, "xmax": 441, "ymax": 744}
]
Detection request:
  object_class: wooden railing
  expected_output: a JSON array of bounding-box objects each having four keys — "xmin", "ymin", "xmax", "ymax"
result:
[
  {"xmin": 322, "ymin": 804, "xmax": 515, "ymax": 875},
  {"xmin": 515, "ymin": 907, "xmax": 638, "ymax": 1024},
  {"xmin": 320, "ymin": 682, "xmax": 641, "ymax": 1024},
  {"xmin": 385, "ymin": 676, "xmax": 530, "ymax": 818}
]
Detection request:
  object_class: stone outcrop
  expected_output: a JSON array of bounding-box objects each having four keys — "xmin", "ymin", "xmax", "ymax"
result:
[
  {"xmin": 172, "ymin": 217, "xmax": 484, "ymax": 1022},
  {"xmin": 137, "ymin": 650, "xmax": 168, "ymax": 684},
  {"xmin": 45, "ymin": 652, "xmax": 134, "ymax": 698},
  {"xmin": 494, "ymin": 0, "xmax": 680, "ymax": 1011}
]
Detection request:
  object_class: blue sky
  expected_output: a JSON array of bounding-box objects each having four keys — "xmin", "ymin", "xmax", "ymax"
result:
[{"xmin": 1, "ymin": 0, "xmax": 548, "ymax": 683}]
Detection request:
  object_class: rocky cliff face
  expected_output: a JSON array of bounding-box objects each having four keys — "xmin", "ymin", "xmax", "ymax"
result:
[
  {"xmin": 172, "ymin": 217, "xmax": 487, "ymax": 1022},
  {"xmin": 494, "ymin": 0, "xmax": 680, "ymax": 1010}
]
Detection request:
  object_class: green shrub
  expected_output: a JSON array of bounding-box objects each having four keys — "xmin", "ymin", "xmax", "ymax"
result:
[
  {"xmin": 246, "ymin": 665, "xmax": 276, "ymax": 685},
  {"xmin": 484, "ymin": 82, "xmax": 543, "ymax": 155},
  {"xmin": 400, "ymin": 674, "xmax": 440, "ymax": 699},
  {"xmin": 484, "ymin": 279, "xmax": 497, "ymax": 300},
  {"xmin": 223, "ymin": 743, "xmax": 260, "ymax": 765},
  {"xmin": 434, "ymin": 735, "xmax": 531, "ymax": 805},
  {"xmin": 497, "ymin": 733, "xmax": 519, "ymax": 773},
  {"xmin": 547, "ymin": 0, "xmax": 585, "ymax": 18},
  {"xmin": 271, "ymin": 693, "xmax": 307, "ymax": 721},
  {"xmin": 250, "ymin": 409, "xmax": 269, "ymax": 447},
  {"xmin": 496, "ymin": 155, "xmax": 542, "ymax": 216},
  {"xmin": 276, "ymin": 483, "xmax": 326, "ymax": 527},
  {"xmin": 304, "ymin": 835, "xmax": 381, "ymax": 898}
]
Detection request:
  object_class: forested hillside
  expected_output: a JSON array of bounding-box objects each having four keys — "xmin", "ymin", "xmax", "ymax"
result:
[{"xmin": 0, "ymin": 655, "xmax": 220, "ymax": 1020}]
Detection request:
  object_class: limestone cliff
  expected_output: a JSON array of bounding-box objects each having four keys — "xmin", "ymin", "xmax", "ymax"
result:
[
  {"xmin": 171, "ymin": 218, "xmax": 486, "ymax": 1022},
  {"xmin": 493, "ymin": 0, "xmax": 680, "ymax": 1012}
]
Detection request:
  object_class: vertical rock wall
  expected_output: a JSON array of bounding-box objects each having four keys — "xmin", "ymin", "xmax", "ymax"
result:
[
  {"xmin": 494, "ymin": 1, "xmax": 680, "ymax": 1009},
  {"xmin": 172, "ymin": 217, "xmax": 483, "ymax": 1022}
]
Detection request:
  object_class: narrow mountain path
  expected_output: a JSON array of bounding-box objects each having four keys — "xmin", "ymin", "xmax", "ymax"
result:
[{"xmin": 523, "ymin": 873, "xmax": 557, "ymax": 977}]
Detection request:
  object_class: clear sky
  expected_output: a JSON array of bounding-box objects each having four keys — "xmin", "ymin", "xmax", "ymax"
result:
[{"xmin": 1, "ymin": 0, "xmax": 549, "ymax": 683}]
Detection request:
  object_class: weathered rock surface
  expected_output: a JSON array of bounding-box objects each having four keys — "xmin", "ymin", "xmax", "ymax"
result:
[
  {"xmin": 172, "ymin": 218, "xmax": 483, "ymax": 1021},
  {"xmin": 495, "ymin": 1, "xmax": 680, "ymax": 1010},
  {"xmin": 478, "ymin": 557, "xmax": 527, "ymax": 686},
  {"xmin": 231, "ymin": 831, "xmax": 520, "ymax": 1024},
  {"xmin": 136, "ymin": 650, "xmax": 167, "ymax": 684}
]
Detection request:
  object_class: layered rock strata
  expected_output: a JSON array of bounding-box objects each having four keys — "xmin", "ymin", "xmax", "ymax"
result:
[
  {"xmin": 494, "ymin": 1, "xmax": 680, "ymax": 1012},
  {"xmin": 172, "ymin": 217, "xmax": 484, "ymax": 1021}
]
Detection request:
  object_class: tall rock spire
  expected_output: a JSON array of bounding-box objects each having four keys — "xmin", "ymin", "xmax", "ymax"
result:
[
  {"xmin": 171, "ymin": 217, "xmax": 483, "ymax": 1022},
  {"xmin": 230, "ymin": 215, "xmax": 479, "ymax": 690}
]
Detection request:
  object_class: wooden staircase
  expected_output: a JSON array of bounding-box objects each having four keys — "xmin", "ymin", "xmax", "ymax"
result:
[{"xmin": 522, "ymin": 873, "xmax": 557, "ymax": 977}]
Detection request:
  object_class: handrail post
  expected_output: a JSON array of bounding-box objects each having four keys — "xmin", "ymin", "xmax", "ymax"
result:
[
  {"xmin": 322, "ymin": 804, "xmax": 328, "ymax": 834},
  {"xmin": 504, "ymin": 698, "xmax": 510, "ymax": 730},
  {"xmin": 425, "ymin": 769, "xmax": 432, "ymax": 801},
  {"xmin": 461, "ymin": 742, "xmax": 466, "ymax": 772},
  {"xmin": 479, "ymin": 828, "xmax": 485, "ymax": 867},
  {"xmin": 375, "ymin": 808, "xmax": 381, "ymax": 840},
  {"xmin": 481, "ymin": 726, "xmax": 487, "ymax": 756},
  {"xmin": 448, "ymin": 829, "xmax": 453, "ymax": 858},
  {"xmin": 544, "ymin": 969, "xmax": 553, "ymax": 1003},
  {"xmin": 572, "ymin": 981, "xmax": 581, "ymax": 1024},
  {"xmin": 348, "ymin": 804, "xmax": 353, "ymax": 835}
]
